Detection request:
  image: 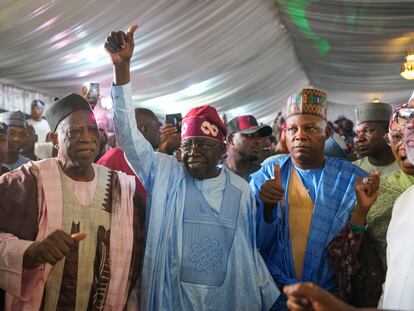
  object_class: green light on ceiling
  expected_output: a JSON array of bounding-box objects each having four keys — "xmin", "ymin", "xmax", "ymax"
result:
[{"xmin": 278, "ymin": 0, "xmax": 330, "ymax": 55}]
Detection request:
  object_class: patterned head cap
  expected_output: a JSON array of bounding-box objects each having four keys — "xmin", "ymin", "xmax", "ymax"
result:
[
  {"xmin": 389, "ymin": 103, "xmax": 408, "ymax": 129},
  {"xmin": 286, "ymin": 88, "xmax": 327, "ymax": 120},
  {"xmin": 182, "ymin": 105, "xmax": 226, "ymax": 143}
]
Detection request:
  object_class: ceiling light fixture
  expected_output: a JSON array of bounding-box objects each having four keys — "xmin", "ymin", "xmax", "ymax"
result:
[{"xmin": 401, "ymin": 49, "xmax": 414, "ymax": 80}]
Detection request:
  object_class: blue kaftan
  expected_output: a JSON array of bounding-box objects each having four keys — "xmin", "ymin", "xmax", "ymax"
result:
[
  {"xmin": 250, "ymin": 155, "xmax": 367, "ymax": 310},
  {"xmin": 112, "ymin": 83, "xmax": 279, "ymax": 311}
]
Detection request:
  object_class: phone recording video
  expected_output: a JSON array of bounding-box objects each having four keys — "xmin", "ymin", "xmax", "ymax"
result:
[
  {"xmin": 165, "ymin": 113, "xmax": 183, "ymax": 132},
  {"xmin": 88, "ymin": 82, "xmax": 100, "ymax": 103}
]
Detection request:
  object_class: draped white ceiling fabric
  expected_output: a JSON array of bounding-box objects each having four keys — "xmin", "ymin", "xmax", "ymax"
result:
[
  {"xmin": 0, "ymin": 0, "xmax": 414, "ymax": 124},
  {"xmin": 276, "ymin": 0, "xmax": 414, "ymax": 120}
]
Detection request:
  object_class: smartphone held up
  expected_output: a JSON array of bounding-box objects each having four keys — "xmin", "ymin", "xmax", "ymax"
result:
[
  {"xmin": 87, "ymin": 83, "xmax": 100, "ymax": 103},
  {"xmin": 165, "ymin": 113, "xmax": 182, "ymax": 132}
]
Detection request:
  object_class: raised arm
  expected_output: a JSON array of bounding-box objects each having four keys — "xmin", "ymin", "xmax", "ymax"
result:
[{"xmin": 106, "ymin": 25, "xmax": 156, "ymax": 189}]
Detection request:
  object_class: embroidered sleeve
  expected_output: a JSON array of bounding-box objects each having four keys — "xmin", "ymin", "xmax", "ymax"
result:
[
  {"xmin": 327, "ymin": 223, "xmax": 385, "ymax": 306},
  {"xmin": 327, "ymin": 223, "xmax": 363, "ymax": 301}
]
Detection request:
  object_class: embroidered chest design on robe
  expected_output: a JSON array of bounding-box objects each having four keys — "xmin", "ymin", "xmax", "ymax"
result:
[
  {"xmin": 191, "ymin": 238, "xmax": 224, "ymax": 274},
  {"xmin": 181, "ymin": 170, "xmax": 242, "ymax": 286},
  {"xmin": 44, "ymin": 168, "xmax": 113, "ymax": 311}
]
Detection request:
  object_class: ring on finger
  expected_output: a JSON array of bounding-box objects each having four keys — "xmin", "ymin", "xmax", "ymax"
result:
[{"xmin": 363, "ymin": 177, "xmax": 369, "ymax": 184}]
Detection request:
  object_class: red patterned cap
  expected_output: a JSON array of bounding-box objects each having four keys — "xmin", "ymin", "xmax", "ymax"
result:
[{"xmin": 181, "ymin": 105, "xmax": 226, "ymax": 143}]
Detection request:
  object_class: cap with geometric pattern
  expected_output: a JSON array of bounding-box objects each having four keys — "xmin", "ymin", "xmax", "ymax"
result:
[
  {"xmin": 181, "ymin": 105, "xmax": 226, "ymax": 143},
  {"xmin": 287, "ymin": 88, "xmax": 327, "ymax": 120}
]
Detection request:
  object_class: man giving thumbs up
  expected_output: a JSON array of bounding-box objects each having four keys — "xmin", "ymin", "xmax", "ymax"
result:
[{"xmin": 250, "ymin": 89, "xmax": 367, "ymax": 310}]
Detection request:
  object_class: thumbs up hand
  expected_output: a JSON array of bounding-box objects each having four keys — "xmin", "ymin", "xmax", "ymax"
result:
[
  {"xmin": 23, "ymin": 230, "xmax": 87, "ymax": 268},
  {"xmin": 105, "ymin": 24, "xmax": 138, "ymax": 66},
  {"xmin": 23, "ymin": 230, "xmax": 86, "ymax": 268},
  {"xmin": 105, "ymin": 24, "xmax": 138, "ymax": 85},
  {"xmin": 259, "ymin": 165, "xmax": 285, "ymax": 205}
]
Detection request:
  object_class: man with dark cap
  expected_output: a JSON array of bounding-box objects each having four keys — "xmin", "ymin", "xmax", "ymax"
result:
[
  {"xmin": 27, "ymin": 99, "xmax": 51, "ymax": 143},
  {"xmin": 353, "ymin": 102, "xmax": 399, "ymax": 176},
  {"xmin": 0, "ymin": 93, "xmax": 145, "ymax": 310},
  {"xmin": 106, "ymin": 25, "xmax": 279, "ymax": 311},
  {"xmin": 0, "ymin": 111, "xmax": 30, "ymax": 170},
  {"xmin": 225, "ymin": 115, "xmax": 272, "ymax": 180},
  {"xmin": 0, "ymin": 122, "xmax": 9, "ymax": 177},
  {"xmin": 250, "ymin": 89, "xmax": 367, "ymax": 310}
]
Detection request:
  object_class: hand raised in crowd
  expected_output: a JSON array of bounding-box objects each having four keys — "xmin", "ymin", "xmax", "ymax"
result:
[
  {"xmin": 352, "ymin": 170, "xmax": 381, "ymax": 226},
  {"xmin": 105, "ymin": 24, "xmax": 137, "ymax": 65},
  {"xmin": 158, "ymin": 124, "xmax": 181, "ymax": 155},
  {"xmin": 259, "ymin": 165, "xmax": 285, "ymax": 222},
  {"xmin": 284, "ymin": 283, "xmax": 358, "ymax": 311},
  {"xmin": 23, "ymin": 230, "xmax": 87, "ymax": 268},
  {"xmin": 104, "ymin": 24, "xmax": 138, "ymax": 85}
]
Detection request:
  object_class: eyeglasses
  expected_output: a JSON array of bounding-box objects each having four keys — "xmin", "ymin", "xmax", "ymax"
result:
[
  {"xmin": 180, "ymin": 141, "xmax": 218, "ymax": 152},
  {"xmin": 396, "ymin": 108, "xmax": 414, "ymax": 123},
  {"xmin": 384, "ymin": 131, "xmax": 404, "ymax": 146}
]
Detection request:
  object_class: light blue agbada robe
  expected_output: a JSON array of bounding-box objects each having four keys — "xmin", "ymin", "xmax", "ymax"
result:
[
  {"xmin": 250, "ymin": 155, "xmax": 367, "ymax": 310},
  {"xmin": 112, "ymin": 83, "xmax": 279, "ymax": 311}
]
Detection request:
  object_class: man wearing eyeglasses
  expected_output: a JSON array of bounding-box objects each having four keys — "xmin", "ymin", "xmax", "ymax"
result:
[
  {"xmin": 106, "ymin": 25, "xmax": 279, "ymax": 311},
  {"xmin": 379, "ymin": 96, "xmax": 414, "ymax": 309},
  {"xmin": 353, "ymin": 102, "xmax": 400, "ymax": 176},
  {"xmin": 327, "ymin": 103, "xmax": 414, "ymax": 307}
]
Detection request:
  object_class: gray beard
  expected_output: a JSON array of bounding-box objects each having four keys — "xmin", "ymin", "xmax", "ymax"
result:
[{"xmin": 407, "ymin": 146, "xmax": 414, "ymax": 165}]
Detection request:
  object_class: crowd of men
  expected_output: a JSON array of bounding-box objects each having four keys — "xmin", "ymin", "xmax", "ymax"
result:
[{"xmin": 1, "ymin": 24, "xmax": 414, "ymax": 311}]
